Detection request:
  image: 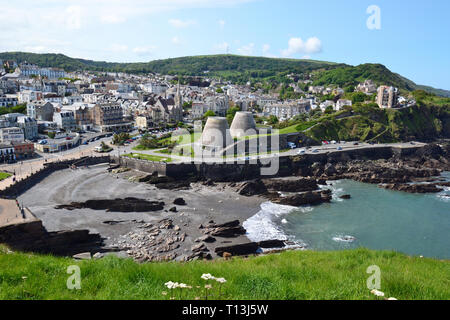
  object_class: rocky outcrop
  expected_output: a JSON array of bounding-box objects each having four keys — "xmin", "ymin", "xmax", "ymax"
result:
[
  {"xmin": 262, "ymin": 178, "xmax": 319, "ymax": 193},
  {"xmin": 0, "ymin": 220, "xmax": 104, "ymax": 256},
  {"xmin": 112, "ymin": 219, "xmax": 187, "ymax": 263},
  {"xmin": 173, "ymin": 198, "xmax": 186, "ymax": 206},
  {"xmin": 380, "ymin": 183, "xmax": 444, "ymax": 194},
  {"xmin": 55, "ymin": 198, "xmax": 165, "ymax": 212},
  {"xmin": 269, "ymin": 190, "xmax": 332, "ymax": 206},
  {"xmin": 236, "ymin": 180, "xmax": 268, "ymax": 196},
  {"xmin": 203, "ymin": 220, "xmax": 247, "ymax": 238},
  {"xmin": 215, "ymin": 240, "xmax": 286, "ymax": 257}
]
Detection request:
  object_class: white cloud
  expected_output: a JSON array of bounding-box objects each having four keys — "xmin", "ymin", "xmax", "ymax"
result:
[
  {"xmin": 237, "ymin": 43, "xmax": 255, "ymax": 56},
  {"xmin": 281, "ymin": 37, "xmax": 322, "ymax": 57},
  {"xmin": 218, "ymin": 19, "xmax": 226, "ymax": 29},
  {"xmin": 262, "ymin": 44, "xmax": 270, "ymax": 54},
  {"xmin": 168, "ymin": 19, "xmax": 196, "ymax": 28}
]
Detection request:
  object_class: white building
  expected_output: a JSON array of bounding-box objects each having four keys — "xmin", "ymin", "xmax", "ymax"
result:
[
  {"xmin": 264, "ymin": 100, "xmax": 310, "ymax": 121},
  {"xmin": 53, "ymin": 111, "xmax": 77, "ymax": 131},
  {"xmin": 0, "ymin": 127, "xmax": 25, "ymax": 144},
  {"xmin": 336, "ymin": 99, "xmax": 352, "ymax": 111},
  {"xmin": 0, "ymin": 95, "xmax": 18, "ymax": 107},
  {"xmin": 17, "ymin": 63, "xmax": 66, "ymax": 79}
]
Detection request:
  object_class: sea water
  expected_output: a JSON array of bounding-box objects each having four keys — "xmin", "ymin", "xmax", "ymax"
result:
[{"xmin": 243, "ymin": 172, "xmax": 450, "ymax": 259}]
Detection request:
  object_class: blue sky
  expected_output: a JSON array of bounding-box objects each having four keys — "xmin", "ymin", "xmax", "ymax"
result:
[{"xmin": 1, "ymin": 0, "xmax": 449, "ymax": 90}]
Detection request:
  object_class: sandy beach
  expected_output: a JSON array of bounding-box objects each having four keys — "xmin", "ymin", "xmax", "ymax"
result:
[{"xmin": 17, "ymin": 164, "xmax": 265, "ymax": 260}]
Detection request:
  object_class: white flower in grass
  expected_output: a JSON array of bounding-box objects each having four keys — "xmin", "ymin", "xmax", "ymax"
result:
[
  {"xmin": 371, "ymin": 289, "xmax": 385, "ymax": 297},
  {"xmin": 165, "ymin": 281, "xmax": 180, "ymax": 289},
  {"xmin": 201, "ymin": 273, "xmax": 214, "ymax": 280},
  {"xmin": 205, "ymin": 284, "xmax": 213, "ymax": 290},
  {"xmin": 215, "ymin": 277, "xmax": 227, "ymax": 284},
  {"xmin": 179, "ymin": 283, "xmax": 192, "ymax": 289},
  {"xmin": 388, "ymin": 297, "xmax": 397, "ymax": 300}
]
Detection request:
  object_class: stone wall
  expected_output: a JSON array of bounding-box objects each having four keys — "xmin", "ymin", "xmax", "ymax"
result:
[{"xmin": 0, "ymin": 219, "xmax": 104, "ymax": 256}]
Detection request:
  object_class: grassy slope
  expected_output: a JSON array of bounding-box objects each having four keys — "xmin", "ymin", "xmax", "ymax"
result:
[
  {"xmin": 303, "ymin": 105, "xmax": 450, "ymax": 143},
  {"xmin": 0, "ymin": 247, "xmax": 448, "ymax": 300},
  {"xmin": 312, "ymin": 64, "xmax": 450, "ymax": 96}
]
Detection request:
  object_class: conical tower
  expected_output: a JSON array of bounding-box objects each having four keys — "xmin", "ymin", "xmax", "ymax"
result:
[
  {"xmin": 230, "ymin": 112, "xmax": 257, "ymax": 138},
  {"xmin": 201, "ymin": 117, "xmax": 233, "ymax": 149}
]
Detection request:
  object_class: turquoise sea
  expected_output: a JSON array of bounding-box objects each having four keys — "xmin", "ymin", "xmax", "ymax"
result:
[{"xmin": 244, "ymin": 172, "xmax": 450, "ymax": 259}]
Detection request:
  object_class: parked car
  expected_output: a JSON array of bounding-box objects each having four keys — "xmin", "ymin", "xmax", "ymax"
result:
[
  {"xmin": 297, "ymin": 149, "xmax": 306, "ymax": 155},
  {"xmin": 337, "ymin": 146, "xmax": 343, "ymax": 151}
]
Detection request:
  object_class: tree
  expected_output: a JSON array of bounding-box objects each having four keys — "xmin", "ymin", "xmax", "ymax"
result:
[
  {"xmin": 351, "ymin": 92, "xmax": 368, "ymax": 104},
  {"xmin": 112, "ymin": 132, "xmax": 131, "ymax": 145},
  {"xmin": 325, "ymin": 106, "xmax": 334, "ymax": 114},
  {"xmin": 216, "ymin": 88, "xmax": 224, "ymax": 94},
  {"xmin": 226, "ymin": 106, "xmax": 241, "ymax": 125},
  {"xmin": 183, "ymin": 101, "xmax": 192, "ymax": 109},
  {"xmin": 268, "ymin": 115, "xmax": 279, "ymax": 125},
  {"xmin": 344, "ymin": 85, "xmax": 355, "ymax": 93},
  {"xmin": 203, "ymin": 110, "xmax": 216, "ymax": 119}
]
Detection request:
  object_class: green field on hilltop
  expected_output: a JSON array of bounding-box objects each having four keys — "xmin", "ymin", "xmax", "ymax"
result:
[{"xmin": 0, "ymin": 246, "xmax": 448, "ymax": 300}]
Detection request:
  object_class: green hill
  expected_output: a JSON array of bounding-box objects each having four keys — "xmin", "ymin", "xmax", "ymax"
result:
[
  {"xmin": 1, "ymin": 52, "xmax": 449, "ymax": 96},
  {"xmin": 312, "ymin": 64, "xmax": 450, "ymax": 97}
]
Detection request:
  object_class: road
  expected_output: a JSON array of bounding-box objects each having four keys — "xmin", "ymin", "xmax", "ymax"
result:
[{"xmin": 114, "ymin": 140, "xmax": 426, "ymax": 164}]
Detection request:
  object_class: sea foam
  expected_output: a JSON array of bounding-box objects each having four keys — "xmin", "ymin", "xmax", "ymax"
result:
[{"xmin": 243, "ymin": 202, "xmax": 311, "ymax": 245}]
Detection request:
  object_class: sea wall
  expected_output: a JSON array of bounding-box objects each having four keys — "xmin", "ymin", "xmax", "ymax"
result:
[{"xmin": 111, "ymin": 145, "xmax": 423, "ymax": 181}]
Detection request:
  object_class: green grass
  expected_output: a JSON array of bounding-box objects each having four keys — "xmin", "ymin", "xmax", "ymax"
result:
[
  {"xmin": 122, "ymin": 153, "xmax": 172, "ymax": 163},
  {"xmin": 0, "ymin": 172, "xmax": 12, "ymax": 181},
  {"xmin": 0, "ymin": 247, "xmax": 448, "ymax": 300}
]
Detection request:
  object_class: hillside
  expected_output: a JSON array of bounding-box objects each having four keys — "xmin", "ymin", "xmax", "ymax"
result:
[
  {"xmin": 312, "ymin": 64, "xmax": 450, "ymax": 97},
  {"xmin": 0, "ymin": 52, "xmax": 342, "ymax": 78},
  {"xmin": 301, "ymin": 103, "xmax": 450, "ymax": 143},
  {"xmin": 0, "ymin": 245, "xmax": 448, "ymax": 300},
  {"xmin": 1, "ymin": 52, "xmax": 449, "ymax": 96}
]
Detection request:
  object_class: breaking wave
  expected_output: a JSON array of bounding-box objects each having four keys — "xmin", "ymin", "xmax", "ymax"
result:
[{"xmin": 243, "ymin": 202, "xmax": 299, "ymax": 242}]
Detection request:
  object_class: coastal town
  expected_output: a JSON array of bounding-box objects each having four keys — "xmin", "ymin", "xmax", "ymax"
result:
[
  {"xmin": 0, "ymin": 56, "xmax": 448, "ymax": 265},
  {"xmin": 0, "ymin": 0, "xmax": 449, "ymax": 304},
  {"xmin": 0, "ymin": 58, "xmax": 419, "ymax": 165}
]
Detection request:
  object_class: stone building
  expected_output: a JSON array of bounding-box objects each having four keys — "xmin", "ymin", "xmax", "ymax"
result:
[
  {"xmin": 90, "ymin": 103, "xmax": 131, "ymax": 133},
  {"xmin": 27, "ymin": 101, "xmax": 54, "ymax": 121}
]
